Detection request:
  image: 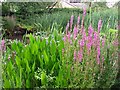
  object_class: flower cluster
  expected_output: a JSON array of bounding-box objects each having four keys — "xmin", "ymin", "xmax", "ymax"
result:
[
  {"xmin": 63, "ymin": 9, "xmax": 105, "ymax": 65},
  {"xmin": 0, "ymin": 40, "xmax": 6, "ymax": 51}
]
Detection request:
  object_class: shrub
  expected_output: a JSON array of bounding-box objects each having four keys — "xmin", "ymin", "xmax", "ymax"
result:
[{"xmin": 2, "ymin": 16, "xmax": 16, "ymax": 37}]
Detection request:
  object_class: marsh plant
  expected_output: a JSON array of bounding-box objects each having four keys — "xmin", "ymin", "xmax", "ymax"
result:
[
  {"xmin": 62, "ymin": 9, "xmax": 118, "ymax": 88},
  {"xmin": 2, "ymin": 9, "xmax": 118, "ymax": 88}
]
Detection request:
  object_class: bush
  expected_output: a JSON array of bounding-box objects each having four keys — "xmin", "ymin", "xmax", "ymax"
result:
[{"xmin": 2, "ymin": 16, "xmax": 16, "ymax": 37}]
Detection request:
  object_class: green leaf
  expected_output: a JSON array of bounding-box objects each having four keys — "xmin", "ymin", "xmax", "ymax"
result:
[
  {"xmin": 50, "ymin": 62, "xmax": 57, "ymax": 74},
  {"xmin": 19, "ymin": 67, "xmax": 22, "ymax": 87},
  {"xmin": 41, "ymin": 39, "xmax": 46, "ymax": 49},
  {"xmin": 100, "ymin": 32, "xmax": 105, "ymax": 36},
  {"xmin": 26, "ymin": 79, "xmax": 30, "ymax": 88},
  {"xmin": 26, "ymin": 60, "xmax": 31, "ymax": 73},
  {"xmin": 32, "ymin": 61, "xmax": 35, "ymax": 72},
  {"xmin": 33, "ymin": 43, "xmax": 38, "ymax": 54},
  {"xmin": 30, "ymin": 43, "xmax": 35, "ymax": 55},
  {"xmin": 4, "ymin": 79, "xmax": 11, "ymax": 88},
  {"xmin": 11, "ymin": 41, "xmax": 16, "ymax": 51},
  {"xmin": 58, "ymin": 40, "xmax": 64, "ymax": 51},
  {"xmin": 51, "ymin": 55, "xmax": 56, "ymax": 63},
  {"xmin": 41, "ymin": 71, "xmax": 47, "ymax": 86},
  {"xmin": 29, "ymin": 34, "xmax": 34, "ymax": 43},
  {"xmin": 38, "ymin": 55, "xmax": 43, "ymax": 69},
  {"xmin": 43, "ymin": 50, "xmax": 49, "ymax": 65},
  {"xmin": 109, "ymin": 28, "xmax": 118, "ymax": 33},
  {"xmin": 16, "ymin": 56, "xmax": 21, "ymax": 67},
  {"xmin": 16, "ymin": 76, "xmax": 20, "ymax": 88},
  {"xmin": 50, "ymin": 40, "xmax": 56, "ymax": 55},
  {"xmin": 58, "ymin": 40, "xmax": 64, "ymax": 60},
  {"xmin": 24, "ymin": 47, "xmax": 31, "ymax": 61}
]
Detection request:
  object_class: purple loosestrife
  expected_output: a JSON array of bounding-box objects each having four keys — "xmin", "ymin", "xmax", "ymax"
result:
[
  {"xmin": 102, "ymin": 56, "xmax": 104, "ymax": 63},
  {"xmin": 78, "ymin": 50, "xmax": 83, "ymax": 62},
  {"xmin": 112, "ymin": 40, "xmax": 118, "ymax": 47},
  {"xmin": 97, "ymin": 45, "xmax": 100, "ymax": 64},
  {"xmin": 93, "ymin": 31, "xmax": 98, "ymax": 47},
  {"xmin": 98, "ymin": 19, "xmax": 102, "ymax": 33},
  {"xmin": 80, "ymin": 8, "xmax": 86, "ymax": 32},
  {"xmin": 79, "ymin": 39, "xmax": 85, "ymax": 47},
  {"xmin": 83, "ymin": 8, "xmax": 86, "ymax": 16},
  {"xmin": 102, "ymin": 37, "xmax": 106, "ymax": 47},
  {"xmin": 74, "ymin": 50, "xmax": 77, "ymax": 61},
  {"xmin": 77, "ymin": 15, "xmax": 80, "ymax": 27},
  {"xmin": 82, "ymin": 29, "xmax": 87, "ymax": 41},
  {"xmin": 0, "ymin": 40, "xmax": 6, "ymax": 51},
  {"xmin": 86, "ymin": 44, "xmax": 91, "ymax": 55},
  {"xmin": 81, "ymin": 22, "xmax": 85, "ymax": 33},
  {"xmin": 70, "ymin": 15, "xmax": 74, "ymax": 30},
  {"xmin": 67, "ymin": 31, "xmax": 71, "ymax": 44},
  {"xmin": 87, "ymin": 25, "xmax": 94, "ymax": 50},
  {"xmin": 95, "ymin": 31, "xmax": 101, "ymax": 65},
  {"xmin": 63, "ymin": 35, "xmax": 66, "ymax": 42},
  {"xmin": 73, "ymin": 25, "xmax": 78, "ymax": 40},
  {"xmin": 70, "ymin": 40, "xmax": 72, "ymax": 45},
  {"xmin": 97, "ymin": 55, "xmax": 100, "ymax": 65},
  {"xmin": 86, "ymin": 36, "xmax": 93, "ymax": 55},
  {"xmin": 88, "ymin": 24, "xmax": 94, "ymax": 37},
  {"xmin": 86, "ymin": 42, "xmax": 92, "ymax": 52},
  {"xmin": 66, "ymin": 21, "xmax": 69, "ymax": 35}
]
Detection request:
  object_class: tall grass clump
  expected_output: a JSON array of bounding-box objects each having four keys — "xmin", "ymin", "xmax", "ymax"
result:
[{"xmin": 18, "ymin": 8, "xmax": 118, "ymax": 35}]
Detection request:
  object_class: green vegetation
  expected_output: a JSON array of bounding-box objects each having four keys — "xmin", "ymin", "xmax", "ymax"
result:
[{"xmin": 1, "ymin": 2, "xmax": 119, "ymax": 89}]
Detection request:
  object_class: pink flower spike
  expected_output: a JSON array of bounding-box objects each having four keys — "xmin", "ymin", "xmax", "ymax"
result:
[
  {"xmin": 102, "ymin": 56, "xmax": 104, "ymax": 63},
  {"xmin": 79, "ymin": 39, "xmax": 85, "ymax": 47},
  {"xmin": 66, "ymin": 21, "xmax": 69, "ymax": 35},
  {"xmin": 86, "ymin": 42, "xmax": 91, "ymax": 52},
  {"xmin": 97, "ymin": 55, "xmax": 100, "ymax": 65},
  {"xmin": 102, "ymin": 37, "xmax": 105, "ymax": 47},
  {"xmin": 77, "ymin": 15, "xmax": 80, "ymax": 27},
  {"xmin": 70, "ymin": 40, "xmax": 72, "ymax": 45},
  {"xmin": 82, "ymin": 29, "xmax": 87, "ymax": 40},
  {"xmin": 67, "ymin": 31, "xmax": 71, "ymax": 43},
  {"xmin": 93, "ymin": 31, "xmax": 98, "ymax": 46},
  {"xmin": 86, "ymin": 36, "xmax": 93, "ymax": 51},
  {"xmin": 98, "ymin": 19, "xmax": 102, "ymax": 33},
  {"xmin": 0, "ymin": 40, "xmax": 6, "ymax": 51},
  {"xmin": 74, "ymin": 50, "xmax": 77, "ymax": 61},
  {"xmin": 73, "ymin": 25, "xmax": 78, "ymax": 39},
  {"xmin": 97, "ymin": 46, "xmax": 100, "ymax": 56},
  {"xmin": 96, "ymin": 46, "xmax": 100, "ymax": 64},
  {"xmin": 83, "ymin": 8, "xmax": 86, "ymax": 16},
  {"xmin": 88, "ymin": 24, "xmax": 94, "ymax": 37},
  {"xmin": 1, "ymin": 40, "xmax": 5, "ymax": 46},
  {"xmin": 93, "ymin": 31, "xmax": 98, "ymax": 40},
  {"xmin": 78, "ymin": 50, "xmax": 83, "ymax": 62},
  {"xmin": 70, "ymin": 15, "xmax": 74, "ymax": 30}
]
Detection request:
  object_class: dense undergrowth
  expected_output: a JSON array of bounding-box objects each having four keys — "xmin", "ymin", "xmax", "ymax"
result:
[
  {"xmin": 1, "ymin": 8, "xmax": 119, "ymax": 88},
  {"xmin": 0, "ymin": 2, "xmax": 119, "ymax": 88}
]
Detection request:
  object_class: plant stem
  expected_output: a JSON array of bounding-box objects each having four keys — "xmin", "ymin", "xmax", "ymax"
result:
[{"xmin": 89, "ymin": 2, "xmax": 92, "ymax": 24}]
